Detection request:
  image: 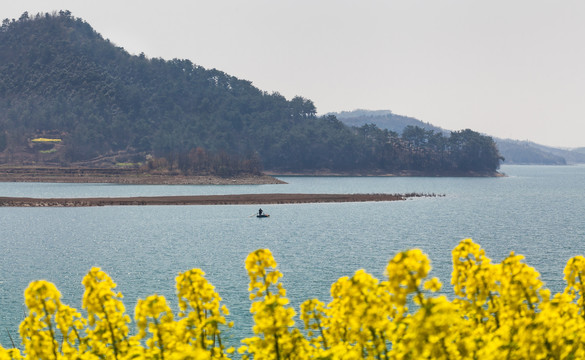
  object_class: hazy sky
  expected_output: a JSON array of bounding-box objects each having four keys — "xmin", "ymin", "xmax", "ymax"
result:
[{"xmin": 2, "ymin": 1, "xmax": 584, "ymax": 147}]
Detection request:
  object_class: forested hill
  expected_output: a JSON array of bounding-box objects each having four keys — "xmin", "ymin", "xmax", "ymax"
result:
[
  {"xmin": 333, "ymin": 109, "xmax": 447, "ymax": 135},
  {"xmin": 0, "ymin": 11, "xmax": 503, "ymax": 175},
  {"xmin": 333, "ymin": 110, "xmax": 585, "ymax": 165}
]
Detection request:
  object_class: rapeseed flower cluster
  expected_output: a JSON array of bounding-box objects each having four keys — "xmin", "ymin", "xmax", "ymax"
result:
[
  {"xmin": 2, "ymin": 267, "xmax": 233, "ymax": 359},
  {"xmin": 239, "ymin": 249, "xmax": 310, "ymax": 360},
  {"xmin": 3, "ymin": 239, "xmax": 585, "ymax": 359}
]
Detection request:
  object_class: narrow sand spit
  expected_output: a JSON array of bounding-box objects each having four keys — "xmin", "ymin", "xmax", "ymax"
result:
[{"xmin": 0, "ymin": 193, "xmax": 434, "ymax": 207}]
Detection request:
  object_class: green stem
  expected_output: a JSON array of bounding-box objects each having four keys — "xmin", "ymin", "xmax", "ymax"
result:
[
  {"xmin": 314, "ymin": 312, "xmax": 328, "ymax": 349},
  {"xmin": 153, "ymin": 317, "xmax": 165, "ymax": 360},
  {"xmin": 41, "ymin": 299, "xmax": 59, "ymax": 360},
  {"xmin": 5, "ymin": 328, "xmax": 16, "ymax": 349},
  {"xmin": 273, "ymin": 333, "xmax": 281, "ymax": 360},
  {"xmin": 102, "ymin": 304, "xmax": 120, "ymax": 360}
]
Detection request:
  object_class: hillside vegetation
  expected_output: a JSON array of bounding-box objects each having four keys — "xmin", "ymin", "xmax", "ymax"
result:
[
  {"xmin": 0, "ymin": 11, "xmax": 502, "ymax": 175},
  {"xmin": 333, "ymin": 109, "xmax": 585, "ymax": 165}
]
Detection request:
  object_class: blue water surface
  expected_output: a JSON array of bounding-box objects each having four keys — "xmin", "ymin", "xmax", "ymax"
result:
[{"xmin": 1, "ymin": 164, "xmax": 584, "ymax": 350}]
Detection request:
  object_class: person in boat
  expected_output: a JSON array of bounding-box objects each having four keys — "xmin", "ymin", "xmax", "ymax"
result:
[{"xmin": 258, "ymin": 208, "xmax": 263, "ymax": 216}]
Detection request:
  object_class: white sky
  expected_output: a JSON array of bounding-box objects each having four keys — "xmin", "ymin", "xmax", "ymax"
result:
[{"xmin": 2, "ymin": 1, "xmax": 584, "ymax": 148}]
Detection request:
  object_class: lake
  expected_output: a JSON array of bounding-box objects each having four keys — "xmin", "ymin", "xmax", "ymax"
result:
[{"xmin": 1, "ymin": 164, "xmax": 584, "ymax": 349}]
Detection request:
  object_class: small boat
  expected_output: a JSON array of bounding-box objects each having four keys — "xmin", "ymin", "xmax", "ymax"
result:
[{"xmin": 256, "ymin": 208, "xmax": 269, "ymax": 218}]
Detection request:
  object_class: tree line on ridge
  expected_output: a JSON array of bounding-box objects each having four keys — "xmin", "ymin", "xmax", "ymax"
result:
[{"xmin": 0, "ymin": 11, "xmax": 503, "ymax": 175}]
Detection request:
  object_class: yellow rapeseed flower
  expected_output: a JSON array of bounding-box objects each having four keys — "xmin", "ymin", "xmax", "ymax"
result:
[
  {"xmin": 175, "ymin": 268, "xmax": 233, "ymax": 357},
  {"xmin": 19, "ymin": 281, "xmax": 62, "ymax": 360},
  {"xmin": 8, "ymin": 239, "xmax": 585, "ymax": 359},
  {"xmin": 81, "ymin": 267, "xmax": 131, "ymax": 359},
  {"xmin": 241, "ymin": 249, "xmax": 310, "ymax": 360}
]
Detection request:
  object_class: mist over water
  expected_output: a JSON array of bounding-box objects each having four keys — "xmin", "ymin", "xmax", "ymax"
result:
[{"xmin": 1, "ymin": 165, "xmax": 584, "ymax": 349}]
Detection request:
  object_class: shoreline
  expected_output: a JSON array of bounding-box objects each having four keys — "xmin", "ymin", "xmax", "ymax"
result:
[
  {"xmin": 265, "ymin": 170, "xmax": 504, "ymax": 177},
  {"xmin": 0, "ymin": 166, "xmax": 502, "ymax": 186},
  {"xmin": 0, "ymin": 193, "xmax": 433, "ymax": 207},
  {"xmin": 0, "ymin": 167, "xmax": 286, "ymax": 185},
  {"xmin": 0, "ymin": 174, "xmax": 286, "ymax": 185}
]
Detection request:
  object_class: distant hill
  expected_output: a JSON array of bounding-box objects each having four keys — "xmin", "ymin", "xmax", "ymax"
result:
[
  {"xmin": 331, "ymin": 110, "xmax": 585, "ymax": 165},
  {"xmin": 524, "ymin": 142, "xmax": 585, "ymax": 164},
  {"xmin": 0, "ymin": 11, "xmax": 502, "ymax": 175},
  {"xmin": 494, "ymin": 140, "xmax": 566, "ymax": 165},
  {"xmin": 479, "ymin": 139, "xmax": 585, "ymax": 165},
  {"xmin": 332, "ymin": 109, "xmax": 447, "ymax": 134}
]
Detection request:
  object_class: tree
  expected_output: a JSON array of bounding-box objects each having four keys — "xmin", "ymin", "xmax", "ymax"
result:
[
  {"xmin": 448, "ymin": 129, "xmax": 503, "ymax": 172},
  {"xmin": 0, "ymin": 131, "xmax": 6, "ymax": 152}
]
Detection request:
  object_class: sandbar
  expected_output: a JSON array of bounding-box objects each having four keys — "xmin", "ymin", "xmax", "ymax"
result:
[{"xmin": 0, "ymin": 193, "xmax": 432, "ymax": 207}]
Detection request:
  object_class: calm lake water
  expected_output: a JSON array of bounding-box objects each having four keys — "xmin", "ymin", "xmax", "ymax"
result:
[{"xmin": 1, "ymin": 164, "xmax": 584, "ymax": 349}]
